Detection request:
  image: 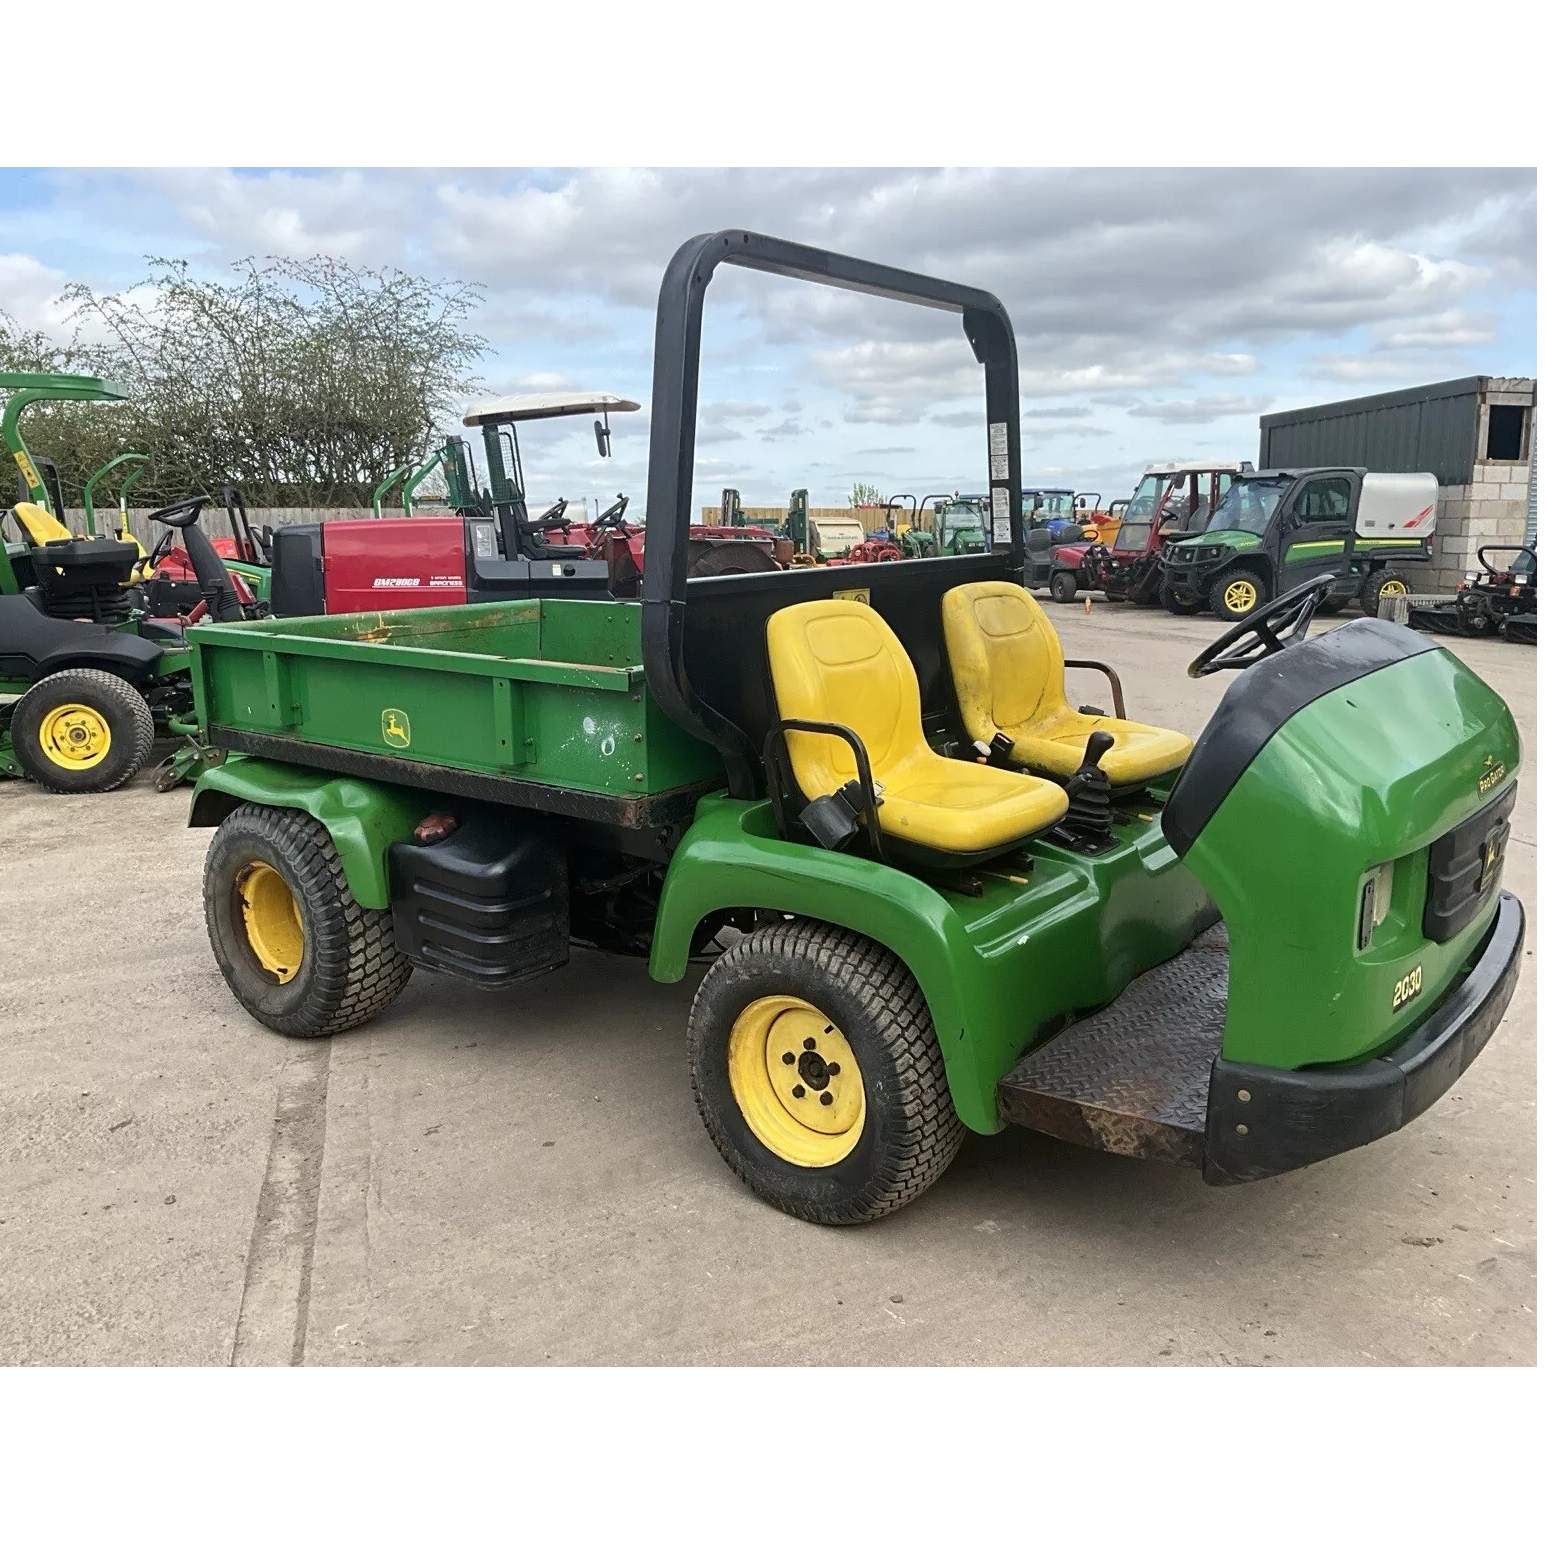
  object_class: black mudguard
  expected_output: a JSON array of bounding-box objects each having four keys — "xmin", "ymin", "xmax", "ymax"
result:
[{"xmin": 0, "ymin": 593, "xmax": 164, "ymax": 686}]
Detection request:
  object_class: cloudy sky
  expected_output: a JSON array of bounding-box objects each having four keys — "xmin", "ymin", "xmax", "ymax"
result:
[{"xmin": 0, "ymin": 168, "xmax": 1535, "ymax": 515}]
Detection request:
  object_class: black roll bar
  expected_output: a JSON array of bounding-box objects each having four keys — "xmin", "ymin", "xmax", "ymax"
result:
[{"xmin": 641, "ymin": 228, "xmax": 1024, "ymax": 791}]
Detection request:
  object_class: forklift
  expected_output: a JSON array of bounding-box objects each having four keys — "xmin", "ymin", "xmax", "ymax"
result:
[{"xmin": 184, "ymin": 229, "xmax": 1522, "ymax": 1225}]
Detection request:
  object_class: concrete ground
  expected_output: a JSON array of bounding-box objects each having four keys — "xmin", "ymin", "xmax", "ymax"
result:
[{"xmin": 0, "ymin": 603, "xmax": 1535, "ymax": 1366}]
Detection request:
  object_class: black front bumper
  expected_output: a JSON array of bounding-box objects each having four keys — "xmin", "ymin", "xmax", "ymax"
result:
[
  {"xmin": 1203, "ymin": 892, "xmax": 1525, "ymax": 1184},
  {"xmin": 1158, "ymin": 564, "xmax": 1213, "ymax": 601}
]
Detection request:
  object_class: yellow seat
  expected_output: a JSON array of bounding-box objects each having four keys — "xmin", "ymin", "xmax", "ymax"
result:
[
  {"xmin": 766, "ymin": 599, "xmax": 1068, "ymax": 857},
  {"xmin": 941, "ymin": 581, "xmax": 1192, "ymax": 785},
  {"xmin": 10, "ymin": 501, "xmax": 74, "ymax": 546},
  {"xmin": 9, "ymin": 500, "xmax": 152, "ymax": 583}
]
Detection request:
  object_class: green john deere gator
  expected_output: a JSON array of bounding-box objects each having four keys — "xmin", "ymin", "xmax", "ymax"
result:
[
  {"xmin": 1160, "ymin": 466, "xmax": 1435, "ymax": 623},
  {"xmin": 185, "ymin": 231, "xmax": 1523, "ymax": 1225}
]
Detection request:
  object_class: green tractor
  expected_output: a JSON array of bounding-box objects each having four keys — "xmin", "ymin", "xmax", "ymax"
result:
[
  {"xmin": 185, "ymin": 231, "xmax": 1523, "ymax": 1225},
  {"xmin": 920, "ymin": 493, "xmax": 992, "ymax": 556}
]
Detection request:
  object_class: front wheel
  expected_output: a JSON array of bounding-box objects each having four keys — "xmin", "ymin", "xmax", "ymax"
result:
[
  {"xmin": 1162, "ymin": 585, "xmax": 1207, "ymax": 616},
  {"xmin": 1210, "ymin": 567, "xmax": 1269, "ymax": 622},
  {"xmin": 1048, "ymin": 569, "xmax": 1078, "ymax": 604},
  {"xmin": 688, "ymin": 921, "xmax": 964, "ymax": 1224},
  {"xmin": 9, "ymin": 668, "xmax": 154, "ymax": 794},
  {"xmin": 1361, "ymin": 569, "xmax": 1409, "ymax": 617},
  {"xmin": 204, "ymin": 803, "xmax": 412, "ymax": 1038}
]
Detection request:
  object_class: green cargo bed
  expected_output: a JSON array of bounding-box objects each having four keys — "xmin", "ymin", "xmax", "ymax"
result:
[{"xmin": 188, "ymin": 598, "xmax": 724, "ymax": 824}]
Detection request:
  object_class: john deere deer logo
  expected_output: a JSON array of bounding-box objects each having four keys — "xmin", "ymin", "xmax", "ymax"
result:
[{"xmin": 381, "ymin": 708, "xmax": 411, "ymax": 749}]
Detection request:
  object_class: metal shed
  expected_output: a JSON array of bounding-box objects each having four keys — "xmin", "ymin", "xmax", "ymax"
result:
[{"xmin": 1259, "ymin": 377, "xmax": 1503, "ymax": 485}]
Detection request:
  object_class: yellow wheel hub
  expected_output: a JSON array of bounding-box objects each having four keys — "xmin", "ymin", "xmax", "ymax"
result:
[
  {"xmin": 37, "ymin": 703, "xmax": 111, "ymax": 770},
  {"xmin": 1223, "ymin": 578, "xmax": 1258, "ymax": 614},
  {"xmin": 727, "ymin": 995, "xmax": 865, "ymax": 1168},
  {"xmin": 237, "ymin": 861, "xmax": 305, "ymax": 983},
  {"xmin": 1379, "ymin": 576, "xmax": 1408, "ymax": 596}
]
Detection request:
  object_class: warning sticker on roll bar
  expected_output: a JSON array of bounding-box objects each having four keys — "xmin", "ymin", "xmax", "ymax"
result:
[
  {"xmin": 991, "ymin": 486, "xmax": 1011, "ymax": 544},
  {"xmin": 988, "ymin": 421, "xmax": 1009, "ymax": 482}
]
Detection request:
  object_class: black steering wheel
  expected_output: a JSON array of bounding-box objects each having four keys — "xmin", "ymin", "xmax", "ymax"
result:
[
  {"xmin": 1188, "ymin": 572, "xmax": 1338, "ymax": 678},
  {"xmin": 147, "ymin": 494, "xmax": 211, "ymax": 530},
  {"xmin": 530, "ymin": 497, "xmax": 571, "ymax": 532},
  {"xmin": 144, "ymin": 525, "xmax": 181, "ymax": 570},
  {"xmin": 591, "ymin": 494, "xmax": 630, "ymax": 535}
]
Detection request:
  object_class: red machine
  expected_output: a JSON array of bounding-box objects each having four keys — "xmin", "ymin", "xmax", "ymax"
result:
[
  {"xmin": 1099, "ymin": 461, "xmax": 1243, "ymax": 608},
  {"xmin": 305, "ymin": 517, "xmax": 474, "ymax": 612}
]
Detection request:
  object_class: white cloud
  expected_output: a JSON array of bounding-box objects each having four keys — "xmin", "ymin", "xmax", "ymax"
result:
[
  {"xmin": 1369, "ymin": 309, "xmax": 1496, "ymax": 350},
  {"xmin": 1129, "ymin": 394, "xmax": 1276, "ymax": 425},
  {"xmin": 0, "ymin": 252, "xmax": 70, "ymax": 332}
]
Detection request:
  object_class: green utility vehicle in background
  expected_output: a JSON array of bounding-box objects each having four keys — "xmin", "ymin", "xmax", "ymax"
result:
[
  {"xmin": 917, "ymin": 494, "xmax": 993, "ymax": 556},
  {"xmin": 186, "ymin": 231, "xmax": 1522, "ymax": 1225},
  {"xmin": 1160, "ymin": 466, "xmax": 1436, "ymax": 623}
]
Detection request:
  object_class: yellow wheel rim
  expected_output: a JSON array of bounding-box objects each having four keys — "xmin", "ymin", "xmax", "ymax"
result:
[
  {"xmin": 727, "ymin": 995, "xmax": 865, "ymax": 1168},
  {"xmin": 237, "ymin": 861, "xmax": 305, "ymax": 983},
  {"xmin": 1223, "ymin": 578, "xmax": 1258, "ymax": 614},
  {"xmin": 1379, "ymin": 576, "xmax": 1408, "ymax": 597},
  {"xmin": 37, "ymin": 703, "xmax": 111, "ymax": 770}
]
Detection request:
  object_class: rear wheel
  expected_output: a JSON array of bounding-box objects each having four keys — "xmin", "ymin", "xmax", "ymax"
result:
[
  {"xmin": 1048, "ymin": 570, "xmax": 1078, "ymax": 604},
  {"xmin": 10, "ymin": 668, "xmax": 154, "ymax": 794},
  {"xmin": 687, "ymin": 539, "xmax": 779, "ymax": 578},
  {"xmin": 204, "ymin": 804, "xmax": 412, "ymax": 1038},
  {"xmin": 688, "ymin": 920, "xmax": 963, "ymax": 1224},
  {"xmin": 1210, "ymin": 568, "xmax": 1268, "ymax": 623},
  {"xmin": 1162, "ymin": 585, "xmax": 1207, "ymax": 616},
  {"xmin": 1361, "ymin": 569, "xmax": 1410, "ymax": 617}
]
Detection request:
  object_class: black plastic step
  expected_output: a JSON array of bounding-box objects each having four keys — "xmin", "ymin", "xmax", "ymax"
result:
[{"xmin": 996, "ymin": 923, "xmax": 1228, "ymax": 1166}]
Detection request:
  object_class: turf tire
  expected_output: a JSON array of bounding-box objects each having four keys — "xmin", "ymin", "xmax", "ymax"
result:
[
  {"xmin": 688, "ymin": 919, "xmax": 964, "ymax": 1224},
  {"xmin": 10, "ymin": 668, "xmax": 154, "ymax": 794},
  {"xmin": 204, "ymin": 803, "xmax": 412, "ymax": 1038},
  {"xmin": 1048, "ymin": 569, "xmax": 1078, "ymax": 604}
]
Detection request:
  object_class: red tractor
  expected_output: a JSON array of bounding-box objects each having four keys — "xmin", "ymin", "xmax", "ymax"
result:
[{"xmin": 1098, "ymin": 460, "xmax": 1246, "ymax": 610}]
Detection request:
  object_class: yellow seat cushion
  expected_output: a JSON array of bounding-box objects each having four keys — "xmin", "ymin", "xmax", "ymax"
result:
[
  {"xmin": 10, "ymin": 501, "xmax": 74, "ymax": 546},
  {"xmin": 766, "ymin": 599, "xmax": 1067, "ymax": 855},
  {"xmin": 941, "ymin": 581, "xmax": 1192, "ymax": 785}
]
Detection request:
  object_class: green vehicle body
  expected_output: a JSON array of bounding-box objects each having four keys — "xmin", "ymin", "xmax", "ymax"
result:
[
  {"xmin": 185, "ymin": 230, "xmax": 1523, "ymax": 1200},
  {"xmin": 1162, "ymin": 467, "xmax": 1431, "ymax": 611},
  {"xmin": 186, "ymin": 586, "xmax": 1519, "ymax": 1139}
]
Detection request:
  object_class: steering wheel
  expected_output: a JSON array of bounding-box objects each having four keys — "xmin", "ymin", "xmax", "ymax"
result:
[
  {"xmin": 1187, "ymin": 572, "xmax": 1338, "ymax": 678},
  {"xmin": 144, "ymin": 525, "xmax": 181, "ymax": 571},
  {"xmin": 147, "ymin": 494, "xmax": 211, "ymax": 530},
  {"xmin": 592, "ymin": 495, "xmax": 630, "ymax": 535},
  {"xmin": 531, "ymin": 498, "xmax": 571, "ymax": 532}
]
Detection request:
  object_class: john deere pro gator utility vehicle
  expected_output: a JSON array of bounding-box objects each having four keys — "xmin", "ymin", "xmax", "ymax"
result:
[
  {"xmin": 1160, "ymin": 466, "xmax": 1435, "ymax": 623},
  {"xmin": 186, "ymin": 231, "xmax": 1523, "ymax": 1225}
]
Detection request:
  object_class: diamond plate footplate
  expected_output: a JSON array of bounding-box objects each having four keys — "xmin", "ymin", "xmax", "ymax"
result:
[{"xmin": 996, "ymin": 923, "xmax": 1229, "ymax": 1166}]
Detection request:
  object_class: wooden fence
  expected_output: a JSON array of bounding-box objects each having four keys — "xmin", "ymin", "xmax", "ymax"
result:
[{"xmin": 56, "ymin": 507, "xmax": 422, "ymax": 547}]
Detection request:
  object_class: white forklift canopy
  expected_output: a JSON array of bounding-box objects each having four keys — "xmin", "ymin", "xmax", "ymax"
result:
[{"xmin": 462, "ymin": 392, "xmax": 642, "ymax": 427}]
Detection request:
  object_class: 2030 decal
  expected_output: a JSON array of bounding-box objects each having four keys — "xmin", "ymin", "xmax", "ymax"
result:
[{"xmin": 1392, "ymin": 964, "xmax": 1423, "ymax": 1013}]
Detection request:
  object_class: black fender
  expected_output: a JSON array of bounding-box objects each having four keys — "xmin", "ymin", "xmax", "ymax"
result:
[{"xmin": 0, "ymin": 593, "xmax": 163, "ymax": 686}]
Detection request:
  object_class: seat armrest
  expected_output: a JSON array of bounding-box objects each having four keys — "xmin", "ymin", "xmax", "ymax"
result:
[
  {"xmin": 1064, "ymin": 659, "xmax": 1126, "ymax": 719},
  {"xmin": 763, "ymin": 718, "xmax": 886, "ymax": 860}
]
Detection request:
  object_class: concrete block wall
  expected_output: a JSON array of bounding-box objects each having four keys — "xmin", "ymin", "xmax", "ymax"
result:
[
  {"xmin": 1431, "ymin": 463, "xmax": 1535, "ymax": 591},
  {"xmin": 1428, "ymin": 379, "xmax": 1535, "ymax": 593}
]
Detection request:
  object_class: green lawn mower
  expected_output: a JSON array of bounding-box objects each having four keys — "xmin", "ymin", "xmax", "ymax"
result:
[
  {"xmin": 184, "ymin": 230, "xmax": 1523, "ymax": 1225},
  {"xmin": 2, "ymin": 489, "xmax": 255, "ymax": 793}
]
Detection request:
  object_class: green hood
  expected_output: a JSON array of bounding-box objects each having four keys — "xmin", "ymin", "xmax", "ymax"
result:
[{"xmin": 1171, "ymin": 529, "xmax": 1261, "ymax": 555}]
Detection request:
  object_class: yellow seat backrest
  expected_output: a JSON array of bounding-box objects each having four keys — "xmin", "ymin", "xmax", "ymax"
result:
[
  {"xmin": 766, "ymin": 599, "xmax": 929, "ymax": 796},
  {"xmin": 10, "ymin": 501, "xmax": 74, "ymax": 547},
  {"xmin": 941, "ymin": 580, "xmax": 1070, "ymax": 744}
]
